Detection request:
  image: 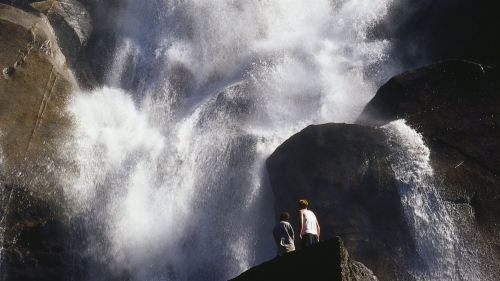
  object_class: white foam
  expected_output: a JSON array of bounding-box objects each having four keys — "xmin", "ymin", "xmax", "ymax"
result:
[{"xmin": 383, "ymin": 120, "xmax": 490, "ymax": 280}]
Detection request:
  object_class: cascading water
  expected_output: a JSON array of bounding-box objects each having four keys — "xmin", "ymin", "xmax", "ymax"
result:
[
  {"xmin": 60, "ymin": 0, "xmax": 396, "ymax": 280},
  {"xmin": 382, "ymin": 120, "xmax": 493, "ymax": 281}
]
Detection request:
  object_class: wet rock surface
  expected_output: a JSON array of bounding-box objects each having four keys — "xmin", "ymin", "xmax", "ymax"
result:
[
  {"xmin": 358, "ymin": 60, "xmax": 500, "ymax": 175},
  {"xmin": 357, "ymin": 60, "xmax": 500, "ymax": 266},
  {"xmin": 30, "ymin": 0, "xmax": 92, "ymax": 46},
  {"xmin": 267, "ymin": 60, "xmax": 500, "ymax": 280},
  {"xmin": 229, "ymin": 237, "xmax": 378, "ymax": 281}
]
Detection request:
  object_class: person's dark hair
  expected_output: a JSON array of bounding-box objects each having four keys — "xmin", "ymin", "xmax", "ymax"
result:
[
  {"xmin": 280, "ymin": 212, "xmax": 290, "ymax": 221},
  {"xmin": 299, "ymin": 199, "xmax": 308, "ymax": 209}
]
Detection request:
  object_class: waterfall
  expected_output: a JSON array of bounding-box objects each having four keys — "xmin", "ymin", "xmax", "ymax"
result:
[
  {"xmin": 382, "ymin": 120, "xmax": 492, "ymax": 281},
  {"xmin": 59, "ymin": 0, "xmax": 395, "ymax": 280}
]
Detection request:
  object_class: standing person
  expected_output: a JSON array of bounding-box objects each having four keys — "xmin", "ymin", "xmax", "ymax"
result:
[
  {"xmin": 299, "ymin": 199, "xmax": 320, "ymax": 248},
  {"xmin": 273, "ymin": 212, "xmax": 295, "ymax": 255}
]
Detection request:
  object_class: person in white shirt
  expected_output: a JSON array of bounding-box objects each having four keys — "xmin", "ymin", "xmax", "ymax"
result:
[
  {"xmin": 273, "ymin": 212, "xmax": 295, "ymax": 255},
  {"xmin": 299, "ymin": 199, "xmax": 320, "ymax": 248}
]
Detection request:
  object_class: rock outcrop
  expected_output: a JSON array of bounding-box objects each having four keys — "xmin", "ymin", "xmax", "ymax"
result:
[
  {"xmin": 357, "ymin": 60, "xmax": 500, "ymax": 259},
  {"xmin": 30, "ymin": 0, "xmax": 92, "ymax": 46},
  {"xmin": 0, "ymin": 4, "xmax": 78, "ymax": 280},
  {"xmin": 28, "ymin": 0, "xmax": 97, "ymax": 89},
  {"xmin": 0, "ymin": 0, "xmax": 123, "ymax": 89},
  {"xmin": 266, "ymin": 123, "xmax": 413, "ymax": 281},
  {"xmin": 266, "ymin": 60, "xmax": 500, "ymax": 280},
  {"xmin": 230, "ymin": 237, "xmax": 378, "ymax": 281}
]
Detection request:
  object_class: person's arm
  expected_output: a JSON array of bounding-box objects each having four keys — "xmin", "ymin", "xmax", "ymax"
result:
[
  {"xmin": 273, "ymin": 228, "xmax": 280, "ymax": 245},
  {"xmin": 299, "ymin": 210, "xmax": 304, "ymax": 239},
  {"xmin": 316, "ymin": 220, "xmax": 320, "ymax": 241}
]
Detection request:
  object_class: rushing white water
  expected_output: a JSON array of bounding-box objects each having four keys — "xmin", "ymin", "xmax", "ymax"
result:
[
  {"xmin": 382, "ymin": 120, "xmax": 492, "ymax": 281},
  {"xmin": 60, "ymin": 0, "xmax": 395, "ymax": 280}
]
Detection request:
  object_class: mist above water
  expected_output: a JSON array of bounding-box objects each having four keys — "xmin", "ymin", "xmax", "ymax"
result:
[{"xmin": 61, "ymin": 0, "xmax": 396, "ymax": 280}]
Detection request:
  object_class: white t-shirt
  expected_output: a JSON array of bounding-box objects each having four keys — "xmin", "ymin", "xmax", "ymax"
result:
[{"xmin": 301, "ymin": 209, "xmax": 318, "ymax": 235}]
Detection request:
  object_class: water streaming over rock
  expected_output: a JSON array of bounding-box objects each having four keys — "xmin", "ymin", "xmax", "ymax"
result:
[
  {"xmin": 60, "ymin": 0, "xmax": 396, "ymax": 280},
  {"xmin": 382, "ymin": 120, "xmax": 493, "ymax": 281}
]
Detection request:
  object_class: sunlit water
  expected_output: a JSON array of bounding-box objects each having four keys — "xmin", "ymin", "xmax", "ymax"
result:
[
  {"xmin": 382, "ymin": 120, "xmax": 492, "ymax": 281},
  {"xmin": 60, "ymin": 0, "xmax": 396, "ymax": 280}
]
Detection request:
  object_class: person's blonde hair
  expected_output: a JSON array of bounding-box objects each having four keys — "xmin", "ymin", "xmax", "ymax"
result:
[{"xmin": 299, "ymin": 199, "xmax": 308, "ymax": 209}]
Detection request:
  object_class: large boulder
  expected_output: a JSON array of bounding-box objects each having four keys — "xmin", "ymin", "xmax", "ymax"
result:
[
  {"xmin": 0, "ymin": 4, "xmax": 78, "ymax": 280},
  {"xmin": 30, "ymin": 0, "xmax": 92, "ymax": 46},
  {"xmin": 357, "ymin": 60, "xmax": 500, "ymax": 175},
  {"xmin": 0, "ymin": 0, "xmax": 124, "ymax": 89},
  {"xmin": 357, "ymin": 60, "xmax": 500, "ymax": 262},
  {"xmin": 229, "ymin": 237, "xmax": 378, "ymax": 281},
  {"xmin": 266, "ymin": 60, "xmax": 500, "ymax": 280},
  {"xmin": 29, "ymin": 0, "xmax": 97, "ymax": 89},
  {"xmin": 266, "ymin": 123, "xmax": 413, "ymax": 281}
]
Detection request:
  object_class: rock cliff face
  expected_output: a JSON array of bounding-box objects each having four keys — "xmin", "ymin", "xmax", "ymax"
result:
[
  {"xmin": 358, "ymin": 59, "xmax": 500, "ymax": 276},
  {"xmin": 0, "ymin": 4, "xmax": 78, "ymax": 280},
  {"xmin": 266, "ymin": 60, "xmax": 500, "ymax": 280},
  {"xmin": 266, "ymin": 123, "xmax": 412, "ymax": 281},
  {"xmin": 230, "ymin": 237, "xmax": 378, "ymax": 281}
]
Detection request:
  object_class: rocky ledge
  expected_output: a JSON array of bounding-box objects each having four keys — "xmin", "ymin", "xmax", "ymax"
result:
[{"xmin": 229, "ymin": 237, "xmax": 377, "ymax": 281}]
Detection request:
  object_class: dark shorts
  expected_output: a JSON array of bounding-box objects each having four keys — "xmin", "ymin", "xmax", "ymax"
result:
[{"xmin": 301, "ymin": 233, "xmax": 318, "ymax": 248}]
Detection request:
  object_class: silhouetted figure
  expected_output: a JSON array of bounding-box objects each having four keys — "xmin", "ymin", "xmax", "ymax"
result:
[{"xmin": 273, "ymin": 212, "xmax": 295, "ymax": 255}]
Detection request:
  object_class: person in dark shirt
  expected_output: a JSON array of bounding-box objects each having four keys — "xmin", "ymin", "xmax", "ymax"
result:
[{"xmin": 273, "ymin": 212, "xmax": 295, "ymax": 255}]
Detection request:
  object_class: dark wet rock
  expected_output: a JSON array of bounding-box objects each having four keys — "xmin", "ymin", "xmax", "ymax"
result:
[
  {"xmin": 357, "ymin": 59, "xmax": 500, "ymax": 277},
  {"xmin": 30, "ymin": 0, "xmax": 92, "ymax": 46},
  {"xmin": 76, "ymin": 0, "xmax": 123, "ymax": 87},
  {"xmin": 357, "ymin": 60, "xmax": 500, "ymax": 176},
  {"xmin": 229, "ymin": 237, "xmax": 378, "ymax": 281},
  {"xmin": 266, "ymin": 123, "xmax": 414, "ymax": 281},
  {"xmin": 267, "ymin": 61, "xmax": 500, "ymax": 278}
]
